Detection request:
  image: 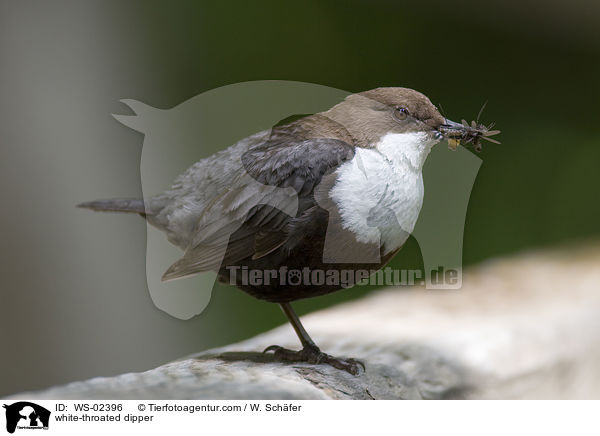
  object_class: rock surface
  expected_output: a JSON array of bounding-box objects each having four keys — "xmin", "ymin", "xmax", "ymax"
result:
[{"xmin": 5, "ymin": 242, "xmax": 600, "ymax": 400}]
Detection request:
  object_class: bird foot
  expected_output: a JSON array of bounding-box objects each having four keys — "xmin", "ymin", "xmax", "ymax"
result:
[{"xmin": 264, "ymin": 344, "xmax": 365, "ymax": 376}]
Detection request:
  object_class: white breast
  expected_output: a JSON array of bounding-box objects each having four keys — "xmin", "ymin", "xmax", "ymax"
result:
[{"xmin": 328, "ymin": 132, "xmax": 437, "ymax": 254}]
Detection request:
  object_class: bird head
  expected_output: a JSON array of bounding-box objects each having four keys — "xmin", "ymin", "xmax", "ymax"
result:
[{"xmin": 322, "ymin": 87, "xmax": 496, "ymax": 152}]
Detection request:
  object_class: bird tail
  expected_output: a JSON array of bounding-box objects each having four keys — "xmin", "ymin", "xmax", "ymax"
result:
[{"xmin": 77, "ymin": 198, "xmax": 148, "ymax": 216}]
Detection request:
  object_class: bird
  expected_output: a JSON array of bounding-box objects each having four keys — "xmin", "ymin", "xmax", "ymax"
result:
[{"xmin": 79, "ymin": 87, "xmax": 491, "ymax": 375}]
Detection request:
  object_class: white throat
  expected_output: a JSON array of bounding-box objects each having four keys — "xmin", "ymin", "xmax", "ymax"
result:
[
  {"xmin": 329, "ymin": 132, "xmax": 438, "ymax": 254},
  {"xmin": 376, "ymin": 131, "xmax": 435, "ymax": 171}
]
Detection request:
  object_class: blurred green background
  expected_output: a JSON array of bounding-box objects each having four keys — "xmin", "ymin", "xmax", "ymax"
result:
[{"xmin": 1, "ymin": 0, "xmax": 599, "ymax": 396}]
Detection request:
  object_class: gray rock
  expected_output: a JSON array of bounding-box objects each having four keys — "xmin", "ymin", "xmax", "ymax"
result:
[{"xmin": 5, "ymin": 243, "xmax": 600, "ymax": 400}]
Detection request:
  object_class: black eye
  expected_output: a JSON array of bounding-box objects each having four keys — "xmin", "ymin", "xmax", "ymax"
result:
[{"xmin": 393, "ymin": 106, "xmax": 409, "ymax": 121}]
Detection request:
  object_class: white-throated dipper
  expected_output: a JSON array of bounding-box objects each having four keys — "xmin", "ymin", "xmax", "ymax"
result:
[{"xmin": 79, "ymin": 87, "xmax": 499, "ymax": 375}]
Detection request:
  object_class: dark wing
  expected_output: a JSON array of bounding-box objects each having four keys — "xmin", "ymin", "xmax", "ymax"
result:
[{"xmin": 162, "ymin": 121, "xmax": 355, "ymax": 281}]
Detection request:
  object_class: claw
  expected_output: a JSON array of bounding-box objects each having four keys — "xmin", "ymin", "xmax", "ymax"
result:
[
  {"xmin": 263, "ymin": 344, "xmax": 365, "ymax": 375},
  {"xmin": 354, "ymin": 359, "xmax": 366, "ymax": 372},
  {"xmin": 263, "ymin": 345, "xmax": 283, "ymax": 354}
]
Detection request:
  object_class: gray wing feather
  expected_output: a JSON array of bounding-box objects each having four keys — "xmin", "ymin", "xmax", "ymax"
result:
[{"xmin": 160, "ymin": 128, "xmax": 355, "ymax": 281}]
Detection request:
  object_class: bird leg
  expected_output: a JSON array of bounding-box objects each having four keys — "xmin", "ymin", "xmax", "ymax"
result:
[{"xmin": 264, "ymin": 302, "xmax": 365, "ymax": 375}]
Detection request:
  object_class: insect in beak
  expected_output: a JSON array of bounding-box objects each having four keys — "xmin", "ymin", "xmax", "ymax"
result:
[{"xmin": 438, "ymin": 118, "xmax": 501, "ymax": 152}]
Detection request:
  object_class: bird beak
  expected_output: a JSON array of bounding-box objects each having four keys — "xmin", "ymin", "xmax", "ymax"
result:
[
  {"xmin": 438, "ymin": 118, "xmax": 468, "ymax": 150},
  {"xmin": 440, "ymin": 118, "xmax": 466, "ymax": 134}
]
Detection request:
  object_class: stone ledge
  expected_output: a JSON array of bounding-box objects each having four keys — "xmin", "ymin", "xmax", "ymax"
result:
[{"xmin": 5, "ymin": 242, "xmax": 600, "ymax": 400}]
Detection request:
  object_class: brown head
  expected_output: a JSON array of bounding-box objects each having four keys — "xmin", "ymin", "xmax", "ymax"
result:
[{"xmin": 321, "ymin": 87, "xmax": 462, "ymax": 148}]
